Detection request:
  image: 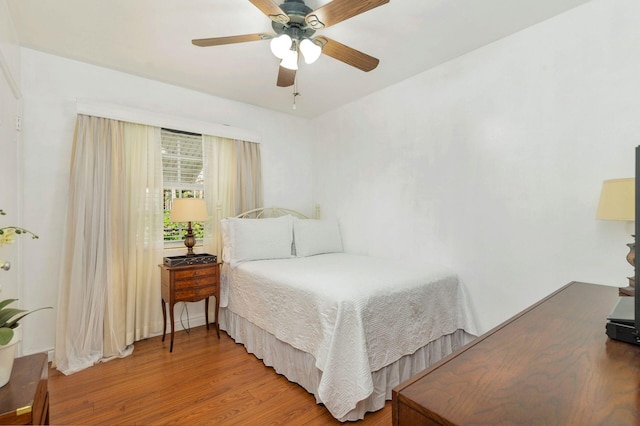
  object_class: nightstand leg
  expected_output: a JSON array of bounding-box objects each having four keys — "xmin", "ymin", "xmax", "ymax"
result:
[
  {"xmin": 215, "ymin": 296, "xmax": 220, "ymax": 339},
  {"xmin": 161, "ymin": 299, "xmax": 166, "ymax": 342},
  {"xmin": 205, "ymin": 298, "xmax": 210, "ymax": 331},
  {"xmin": 169, "ymin": 302, "xmax": 175, "ymax": 352}
]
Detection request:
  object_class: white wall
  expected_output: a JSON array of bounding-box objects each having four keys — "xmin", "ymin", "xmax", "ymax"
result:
[
  {"xmin": 0, "ymin": 0, "xmax": 29, "ymax": 351},
  {"xmin": 311, "ymin": 0, "xmax": 640, "ymax": 333},
  {"xmin": 18, "ymin": 48, "xmax": 314, "ymax": 355},
  {"xmin": 0, "ymin": 0, "xmax": 19, "ymax": 86}
]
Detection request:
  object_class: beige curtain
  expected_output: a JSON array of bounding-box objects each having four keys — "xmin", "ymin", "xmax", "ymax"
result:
[
  {"xmin": 122, "ymin": 123, "xmax": 164, "ymax": 342},
  {"xmin": 202, "ymin": 136, "xmax": 263, "ymax": 259},
  {"xmin": 55, "ymin": 115, "xmax": 163, "ymax": 375}
]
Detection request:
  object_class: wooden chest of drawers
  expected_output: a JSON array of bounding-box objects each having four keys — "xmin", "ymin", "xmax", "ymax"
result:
[
  {"xmin": 160, "ymin": 262, "xmax": 220, "ymax": 352},
  {"xmin": 392, "ymin": 282, "xmax": 640, "ymax": 425},
  {"xmin": 0, "ymin": 353, "xmax": 49, "ymax": 425}
]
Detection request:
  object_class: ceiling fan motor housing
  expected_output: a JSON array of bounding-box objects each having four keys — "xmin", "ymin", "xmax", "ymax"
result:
[{"xmin": 272, "ymin": 0, "xmax": 316, "ymax": 39}]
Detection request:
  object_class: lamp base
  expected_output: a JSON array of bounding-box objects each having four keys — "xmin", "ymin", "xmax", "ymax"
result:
[
  {"xmin": 619, "ymin": 240, "xmax": 635, "ymax": 297},
  {"xmin": 620, "ymin": 275, "xmax": 635, "ymax": 296},
  {"xmin": 183, "ymin": 221, "xmax": 196, "ymax": 256}
]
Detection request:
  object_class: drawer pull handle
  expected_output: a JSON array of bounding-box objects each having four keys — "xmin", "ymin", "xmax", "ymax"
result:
[{"xmin": 16, "ymin": 405, "xmax": 32, "ymax": 416}]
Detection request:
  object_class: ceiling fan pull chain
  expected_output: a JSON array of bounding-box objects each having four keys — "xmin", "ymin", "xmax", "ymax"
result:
[{"xmin": 292, "ymin": 80, "xmax": 300, "ymax": 110}]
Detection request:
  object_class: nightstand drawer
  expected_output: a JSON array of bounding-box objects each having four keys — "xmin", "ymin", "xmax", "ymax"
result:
[
  {"xmin": 174, "ymin": 276, "xmax": 216, "ymax": 290},
  {"xmin": 175, "ymin": 267, "xmax": 216, "ymax": 280},
  {"xmin": 175, "ymin": 286, "xmax": 216, "ymax": 300}
]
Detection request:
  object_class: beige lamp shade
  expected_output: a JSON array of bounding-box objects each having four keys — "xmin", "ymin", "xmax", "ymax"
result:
[
  {"xmin": 596, "ymin": 178, "xmax": 635, "ymax": 221},
  {"xmin": 170, "ymin": 198, "xmax": 209, "ymax": 222}
]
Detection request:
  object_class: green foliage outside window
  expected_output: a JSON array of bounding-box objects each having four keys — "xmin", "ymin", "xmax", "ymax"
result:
[
  {"xmin": 163, "ymin": 189, "xmax": 205, "ymax": 242},
  {"xmin": 163, "ymin": 210, "xmax": 205, "ymax": 241}
]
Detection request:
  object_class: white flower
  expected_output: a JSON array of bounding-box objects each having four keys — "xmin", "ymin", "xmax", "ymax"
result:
[
  {"xmin": 0, "ymin": 228, "xmax": 16, "ymax": 247},
  {"xmin": 0, "ymin": 208, "xmax": 38, "ymax": 250}
]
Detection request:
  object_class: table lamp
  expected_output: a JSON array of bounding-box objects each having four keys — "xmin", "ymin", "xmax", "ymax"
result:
[
  {"xmin": 596, "ymin": 178, "xmax": 635, "ymax": 295},
  {"xmin": 170, "ymin": 198, "xmax": 209, "ymax": 256}
]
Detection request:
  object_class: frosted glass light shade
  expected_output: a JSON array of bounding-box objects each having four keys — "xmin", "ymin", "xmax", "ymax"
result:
[
  {"xmin": 300, "ymin": 38, "xmax": 322, "ymax": 64},
  {"xmin": 170, "ymin": 198, "xmax": 209, "ymax": 222},
  {"xmin": 280, "ymin": 49, "xmax": 299, "ymax": 70},
  {"xmin": 270, "ymin": 34, "xmax": 292, "ymax": 59},
  {"xmin": 596, "ymin": 178, "xmax": 635, "ymax": 221}
]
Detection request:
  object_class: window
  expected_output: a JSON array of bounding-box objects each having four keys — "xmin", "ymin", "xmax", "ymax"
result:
[{"xmin": 161, "ymin": 128, "xmax": 205, "ymax": 242}]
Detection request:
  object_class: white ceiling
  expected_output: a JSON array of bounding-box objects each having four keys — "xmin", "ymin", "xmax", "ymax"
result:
[{"xmin": 7, "ymin": 0, "xmax": 591, "ymax": 118}]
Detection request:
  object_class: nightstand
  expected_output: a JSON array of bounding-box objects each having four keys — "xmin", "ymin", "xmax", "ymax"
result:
[
  {"xmin": 0, "ymin": 353, "xmax": 49, "ymax": 425},
  {"xmin": 160, "ymin": 262, "xmax": 221, "ymax": 352}
]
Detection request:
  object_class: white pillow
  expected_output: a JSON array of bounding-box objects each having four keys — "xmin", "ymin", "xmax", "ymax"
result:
[
  {"xmin": 293, "ymin": 217, "xmax": 343, "ymax": 257},
  {"xmin": 221, "ymin": 215, "xmax": 294, "ymax": 268}
]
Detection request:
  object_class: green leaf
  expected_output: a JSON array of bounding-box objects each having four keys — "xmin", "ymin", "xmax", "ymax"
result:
[
  {"xmin": 0, "ymin": 307, "xmax": 27, "ymax": 328},
  {"xmin": 0, "ymin": 299, "xmax": 18, "ymax": 310},
  {"xmin": 4, "ymin": 307, "xmax": 51, "ymax": 328},
  {"xmin": 0, "ymin": 328, "xmax": 14, "ymax": 346}
]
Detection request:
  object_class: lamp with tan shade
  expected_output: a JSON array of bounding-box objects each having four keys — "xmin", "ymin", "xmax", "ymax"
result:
[
  {"xmin": 597, "ymin": 178, "xmax": 635, "ymax": 296},
  {"xmin": 170, "ymin": 198, "xmax": 209, "ymax": 257}
]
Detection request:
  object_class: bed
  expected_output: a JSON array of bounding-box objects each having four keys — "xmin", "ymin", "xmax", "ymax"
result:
[{"xmin": 218, "ymin": 208, "xmax": 477, "ymax": 421}]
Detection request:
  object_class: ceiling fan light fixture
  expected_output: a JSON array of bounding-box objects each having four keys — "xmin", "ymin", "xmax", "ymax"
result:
[
  {"xmin": 300, "ymin": 38, "xmax": 322, "ymax": 64},
  {"xmin": 270, "ymin": 34, "xmax": 292, "ymax": 59},
  {"xmin": 280, "ymin": 49, "xmax": 299, "ymax": 70}
]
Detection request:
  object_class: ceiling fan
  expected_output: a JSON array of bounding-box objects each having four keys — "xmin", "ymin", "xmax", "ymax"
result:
[{"xmin": 192, "ymin": 0, "xmax": 390, "ymax": 87}]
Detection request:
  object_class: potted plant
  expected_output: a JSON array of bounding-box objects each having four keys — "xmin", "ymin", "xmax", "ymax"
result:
[
  {"xmin": 0, "ymin": 299, "xmax": 50, "ymax": 345},
  {"xmin": 0, "ymin": 208, "xmax": 49, "ymax": 387}
]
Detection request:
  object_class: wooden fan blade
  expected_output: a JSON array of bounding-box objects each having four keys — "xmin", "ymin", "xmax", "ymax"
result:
[
  {"xmin": 192, "ymin": 33, "xmax": 274, "ymax": 47},
  {"xmin": 249, "ymin": 0, "xmax": 290, "ymax": 24},
  {"xmin": 277, "ymin": 66, "xmax": 296, "ymax": 87},
  {"xmin": 318, "ymin": 36, "xmax": 379, "ymax": 72},
  {"xmin": 305, "ymin": 0, "xmax": 389, "ymax": 29}
]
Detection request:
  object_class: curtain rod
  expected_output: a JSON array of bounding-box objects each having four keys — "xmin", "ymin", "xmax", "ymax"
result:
[{"xmin": 75, "ymin": 98, "xmax": 261, "ymax": 143}]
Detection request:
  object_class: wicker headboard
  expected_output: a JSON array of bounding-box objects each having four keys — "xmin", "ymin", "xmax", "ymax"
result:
[{"xmin": 235, "ymin": 207, "xmax": 313, "ymax": 219}]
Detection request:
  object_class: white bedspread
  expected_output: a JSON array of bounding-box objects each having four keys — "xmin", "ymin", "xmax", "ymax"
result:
[{"xmin": 220, "ymin": 253, "xmax": 477, "ymax": 419}]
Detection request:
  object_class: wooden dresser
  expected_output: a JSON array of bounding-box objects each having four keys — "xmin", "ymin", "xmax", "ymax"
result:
[
  {"xmin": 160, "ymin": 262, "xmax": 220, "ymax": 352},
  {"xmin": 0, "ymin": 353, "xmax": 49, "ymax": 425},
  {"xmin": 393, "ymin": 282, "xmax": 640, "ymax": 425}
]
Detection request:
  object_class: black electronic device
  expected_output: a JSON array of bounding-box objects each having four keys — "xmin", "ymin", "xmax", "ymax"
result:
[{"xmin": 606, "ymin": 145, "xmax": 640, "ymax": 345}]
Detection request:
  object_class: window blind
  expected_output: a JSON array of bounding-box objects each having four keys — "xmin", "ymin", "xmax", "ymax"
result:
[{"xmin": 161, "ymin": 128, "xmax": 203, "ymax": 190}]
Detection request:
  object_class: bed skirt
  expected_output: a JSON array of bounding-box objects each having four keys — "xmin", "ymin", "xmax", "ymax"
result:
[{"xmin": 219, "ymin": 307, "xmax": 474, "ymax": 422}]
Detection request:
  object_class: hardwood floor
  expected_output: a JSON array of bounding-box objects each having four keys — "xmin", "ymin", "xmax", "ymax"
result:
[{"xmin": 48, "ymin": 325, "xmax": 392, "ymax": 425}]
